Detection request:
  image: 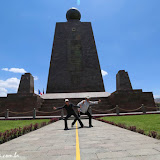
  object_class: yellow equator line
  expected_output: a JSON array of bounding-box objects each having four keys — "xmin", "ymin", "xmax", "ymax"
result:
[{"xmin": 76, "ymin": 122, "xmax": 81, "ymax": 160}]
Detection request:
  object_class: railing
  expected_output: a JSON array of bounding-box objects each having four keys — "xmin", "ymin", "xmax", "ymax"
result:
[
  {"xmin": 0, "ymin": 105, "xmax": 159, "ymax": 119},
  {"xmin": 0, "ymin": 108, "xmax": 63, "ymax": 119},
  {"xmin": 91, "ymin": 104, "xmax": 160, "ymax": 115}
]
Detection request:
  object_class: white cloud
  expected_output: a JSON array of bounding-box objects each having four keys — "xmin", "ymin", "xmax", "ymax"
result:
[
  {"xmin": 0, "ymin": 78, "xmax": 20, "ymax": 97},
  {"xmin": 2, "ymin": 68, "xmax": 27, "ymax": 74},
  {"xmin": 101, "ymin": 70, "xmax": 108, "ymax": 76},
  {"xmin": 2, "ymin": 68, "xmax": 8, "ymax": 71},
  {"xmin": 34, "ymin": 90, "xmax": 38, "ymax": 94},
  {"xmin": 0, "ymin": 88, "xmax": 8, "ymax": 97},
  {"xmin": 0, "ymin": 78, "xmax": 20, "ymax": 89},
  {"xmin": 34, "ymin": 76, "xmax": 38, "ymax": 81}
]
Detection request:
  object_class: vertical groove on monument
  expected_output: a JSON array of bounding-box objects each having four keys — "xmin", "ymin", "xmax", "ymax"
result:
[{"xmin": 46, "ymin": 8, "xmax": 105, "ymax": 93}]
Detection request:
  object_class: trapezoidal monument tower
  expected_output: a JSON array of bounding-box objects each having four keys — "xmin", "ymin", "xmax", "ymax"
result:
[{"xmin": 46, "ymin": 8, "xmax": 105, "ymax": 93}]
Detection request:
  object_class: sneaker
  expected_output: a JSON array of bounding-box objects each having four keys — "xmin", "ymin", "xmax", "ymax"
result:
[
  {"xmin": 71, "ymin": 124, "xmax": 74, "ymax": 128},
  {"xmin": 89, "ymin": 125, "xmax": 93, "ymax": 127},
  {"xmin": 64, "ymin": 128, "xmax": 69, "ymax": 130},
  {"xmin": 80, "ymin": 125, "xmax": 84, "ymax": 128}
]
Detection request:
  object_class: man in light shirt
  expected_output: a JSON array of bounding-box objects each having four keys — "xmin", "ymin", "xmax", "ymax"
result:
[{"xmin": 71, "ymin": 96, "xmax": 101, "ymax": 127}]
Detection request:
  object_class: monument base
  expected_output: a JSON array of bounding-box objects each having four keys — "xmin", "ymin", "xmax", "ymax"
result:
[
  {"xmin": 39, "ymin": 92, "xmax": 112, "ymax": 116},
  {"xmin": 0, "ymin": 93, "xmax": 42, "ymax": 117},
  {"xmin": 0, "ymin": 91, "xmax": 156, "ymax": 117},
  {"xmin": 109, "ymin": 90, "xmax": 156, "ymax": 112}
]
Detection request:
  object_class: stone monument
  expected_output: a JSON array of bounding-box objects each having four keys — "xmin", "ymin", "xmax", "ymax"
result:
[
  {"xmin": 0, "ymin": 73, "xmax": 42, "ymax": 115},
  {"xmin": 18, "ymin": 73, "xmax": 34, "ymax": 93},
  {"xmin": 116, "ymin": 70, "xmax": 132, "ymax": 91},
  {"xmin": 46, "ymin": 8, "xmax": 105, "ymax": 93},
  {"xmin": 110, "ymin": 70, "xmax": 155, "ymax": 110}
]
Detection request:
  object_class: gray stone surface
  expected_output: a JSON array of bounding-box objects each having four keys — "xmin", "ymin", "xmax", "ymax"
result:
[
  {"xmin": 18, "ymin": 73, "xmax": 34, "ymax": 94},
  {"xmin": 116, "ymin": 70, "xmax": 132, "ymax": 91},
  {"xmin": 0, "ymin": 119, "xmax": 160, "ymax": 160},
  {"xmin": 41, "ymin": 92, "xmax": 110, "ymax": 99}
]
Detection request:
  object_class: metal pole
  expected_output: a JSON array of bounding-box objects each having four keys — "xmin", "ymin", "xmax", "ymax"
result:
[
  {"xmin": 142, "ymin": 104, "xmax": 146, "ymax": 114},
  {"xmin": 5, "ymin": 109, "xmax": 9, "ymax": 119},
  {"xmin": 116, "ymin": 105, "xmax": 119, "ymax": 116},
  {"xmin": 33, "ymin": 108, "xmax": 36, "ymax": 119}
]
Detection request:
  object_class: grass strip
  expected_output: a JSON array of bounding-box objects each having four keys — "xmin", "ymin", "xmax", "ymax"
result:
[{"xmin": 99, "ymin": 114, "xmax": 160, "ymax": 137}]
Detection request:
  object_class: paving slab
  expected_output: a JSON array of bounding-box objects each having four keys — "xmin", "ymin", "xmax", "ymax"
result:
[
  {"xmin": 0, "ymin": 119, "xmax": 160, "ymax": 160},
  {"xmin": 78, "ymin": 119, "xmax": 160, "ymax": 160}
]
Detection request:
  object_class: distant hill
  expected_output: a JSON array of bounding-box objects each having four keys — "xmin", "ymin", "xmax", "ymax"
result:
[{"xmin": 155, "ymin": 98, "xmax": 160, "ymax": 103}]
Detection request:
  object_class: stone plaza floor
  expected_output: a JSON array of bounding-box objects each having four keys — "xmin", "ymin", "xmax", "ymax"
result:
[{"xmin": 0, "ymin": 119, "xmax": 160, "ymax": 160}]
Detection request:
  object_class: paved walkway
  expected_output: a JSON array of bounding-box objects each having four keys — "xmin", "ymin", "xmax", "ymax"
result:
[{"xmin": 0, "ymin": 119, "xmax": 160, "ymax": 160}]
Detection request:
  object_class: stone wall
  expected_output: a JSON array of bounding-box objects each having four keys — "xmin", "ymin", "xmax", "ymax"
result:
[
  {"xmin": 0, "ymin": 94, "xmax": 42, "ymax": 117},
  {"xmin": 109, "ymin": 90, "xmax": 155, "ymax": 112}
]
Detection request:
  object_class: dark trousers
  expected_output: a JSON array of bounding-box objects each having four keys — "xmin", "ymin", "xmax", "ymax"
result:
[
  {"xmin": 64, "ymin": 112, "xmax": 83, "ymax": 129},
  {"xmin": 72, "ymin": 111, "xmax": 92, "ymax": 126}
]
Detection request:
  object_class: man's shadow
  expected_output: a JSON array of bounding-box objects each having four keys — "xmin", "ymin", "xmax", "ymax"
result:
[{"xmin": 56, "ymin": 126, "xmax": 91, "ymax": 131}]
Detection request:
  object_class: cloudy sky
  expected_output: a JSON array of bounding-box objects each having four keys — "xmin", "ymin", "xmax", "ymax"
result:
[{"xmin": 0, "ymin": 0, "xmax": 160, "ymax": 98}]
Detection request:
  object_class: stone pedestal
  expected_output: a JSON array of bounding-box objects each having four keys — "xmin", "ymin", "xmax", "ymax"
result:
[
  {"xmin": 18, "ymin": 73, "xmax": 34, "ymax": 93},
  {"xmin": 109, "ymin": 70, "xmax": 155, "ymax": 112},
  {"xmin": 116, "ymin": 70, "xmax": 132, "ymax": 91},
  {"xmin": 0, "ymin": 73, "xmax": 43, "ymax": 116}
]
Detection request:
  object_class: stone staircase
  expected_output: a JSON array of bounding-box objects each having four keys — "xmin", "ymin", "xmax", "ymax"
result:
[{"xmin": 38, "ymin": 97, "xmax": 113, "ymax": 116}]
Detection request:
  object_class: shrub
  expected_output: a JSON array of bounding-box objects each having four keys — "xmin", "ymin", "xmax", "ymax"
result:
[
  {"xmin": 150, "ymin": 131, "xmax": 157, "ymax": 138},
  {"xmin": 118, "ymin": 123, "xmax": 127, "ymax": 129},
  {"xmin": 13, "ymin": 128, "xmax": 18, "ymax": 138},
  {"xmin": 156, "ymin": 134, "xmax": 160, "ymax": 139},
  {"xmin": 137, "ymin": 129, "xmax": 144, "ymax": 135},
  {"xmin": 33, "ymin": 123, "xmax": 39, "ymax": 130},
  {"xmin": 18, "ymin": 127, "xmax": 22, "ymax": 136},
  {"xmin": 28, "ymin": 124, "xmax": 33, "ymax": 131},
  {"xmin": 48, "ymin": 118, "xmax": 59, "ymax": 124},
  {"xmin": 22, "ymin": 126, "xmax": 27, "ymax": 134},
  {"xmin": 0, "ymin": 132, "xmax": 2, "ymax": 138},
  {"xmin": 41, "ymin": 122, "xmax": 46, "ymax": 127},
  {"xmin": 148, "ymin": 132, "xmax": 152, "ymax": 137},
  {"xmin": 128, "ymin": 126, "xmax": 137, "ymax": 132}
]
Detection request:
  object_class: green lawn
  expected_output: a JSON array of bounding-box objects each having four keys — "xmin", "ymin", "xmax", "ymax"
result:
[
  {"xmin": 100, "ymin": 114, "xmax": 160, "ymax": 134},
  {"xmin": 0, "ymin": 119, "xmax": 50, "ymax": 133}
]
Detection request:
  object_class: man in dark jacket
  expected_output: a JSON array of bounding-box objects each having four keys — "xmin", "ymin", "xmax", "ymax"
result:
[{"xmin": 53, "ymin": 99, "xmax": 84, "ymax": 130}]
